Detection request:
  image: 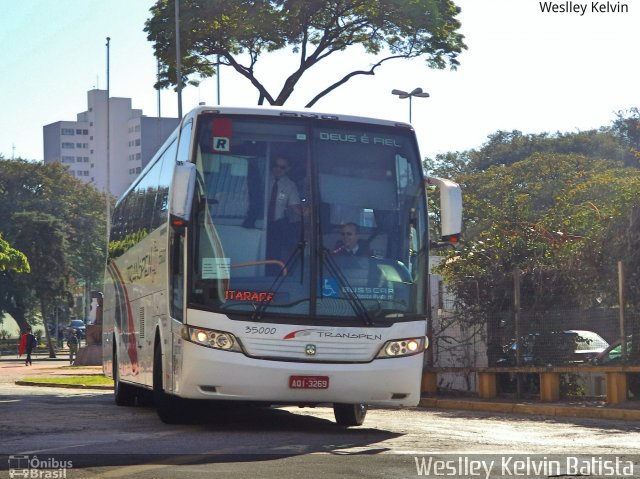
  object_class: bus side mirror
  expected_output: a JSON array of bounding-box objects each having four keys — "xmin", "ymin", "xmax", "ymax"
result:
[
  {"xmin": 170, "ymin": 162, "xmax": 196, "ymax": 227},
  {"xmin": 426, "ymin": 176, "xmax": 462, "ymax": 244}
]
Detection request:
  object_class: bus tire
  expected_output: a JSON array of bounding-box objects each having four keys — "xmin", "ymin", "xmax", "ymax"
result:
[
  {"xmin": 113, "ymin": 346, "xmax": 136, "ymax": 406},
  {"xmin": 153, "ymin": 344, "xmax": 184, "ymax": 424},
  {"xmin": 333, "ymin": 403, "xmax": 367, "ymax": 427}
]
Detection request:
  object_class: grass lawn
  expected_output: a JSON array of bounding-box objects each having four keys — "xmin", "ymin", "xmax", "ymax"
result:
[{"xmin": 22, "ymin": 375, "xmax": 114, "ymax": 387}]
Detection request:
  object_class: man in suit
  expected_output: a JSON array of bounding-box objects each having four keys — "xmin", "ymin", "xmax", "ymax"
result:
[
  {"xmin": 333, "ymin": 222, "xmax": 370, "ymax": 257},
  {"xmin": 266, "ymin": 156, "xmax": 301, "ymax": 273}
]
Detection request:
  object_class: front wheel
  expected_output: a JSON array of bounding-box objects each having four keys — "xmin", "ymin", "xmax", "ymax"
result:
[
  {"xmin": 153, "ymin": 345, "xmax": 185, "ymax": 423},
  {"xmin": 333, "ymin": 403, "xmax": 367, "ymax": 427}
]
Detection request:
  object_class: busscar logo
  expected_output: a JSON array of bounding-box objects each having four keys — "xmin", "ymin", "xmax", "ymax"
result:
[{"xmin": 8, "ymin": 455, "xmax": 72, "ymax": 478}]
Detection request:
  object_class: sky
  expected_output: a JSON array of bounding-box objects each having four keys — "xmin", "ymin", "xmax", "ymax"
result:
[{"xmin": 1, "ymin": 0, "xmax": 639, "ymax": 163}]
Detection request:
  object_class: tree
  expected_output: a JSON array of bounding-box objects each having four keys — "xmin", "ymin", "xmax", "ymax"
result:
[
  {"xmin": 611, "ymin": 107, "xmax": 640, "ymax": 164},
  {"xmin": 12, "ymin": 212, "xmax": 69, "ymax": 357},
  {"xmin": 145, "ymin": 0, "xmax": 466, "ymax": 106},
  {"xmin": 434, "ymin": 152, "xmax": 640, "ymax": 362},
  {"xmin": 0, "ymin": 159, "xmax": 106, "ymax": 339},
  {"xmin": 0, "ymin": 234, "xmax": 29, "ymax": 273},
  {"xmin": 426, "ymin": 128, "xmax": 630, "ymax": 175}
]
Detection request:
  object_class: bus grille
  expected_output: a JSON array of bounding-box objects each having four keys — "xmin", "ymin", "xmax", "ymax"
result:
[{"xmin": 240, "ymin": 337, "xmax": 378, "ymax": 362}]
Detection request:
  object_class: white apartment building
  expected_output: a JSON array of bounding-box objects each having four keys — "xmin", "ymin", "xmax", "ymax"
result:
[{"xmin": 43, "ymin": 89, "xmax": 179, "ymax": 198}]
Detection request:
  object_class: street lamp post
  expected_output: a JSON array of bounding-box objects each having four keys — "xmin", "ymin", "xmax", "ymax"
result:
[{"xmin": 391, "ymin": 87, "xmax": 430, "ymax": 123}]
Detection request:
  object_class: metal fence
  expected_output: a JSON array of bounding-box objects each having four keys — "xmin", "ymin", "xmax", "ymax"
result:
[{"xmin": 429, "ymin": 264, "xmax": 640, "ymax": 397}]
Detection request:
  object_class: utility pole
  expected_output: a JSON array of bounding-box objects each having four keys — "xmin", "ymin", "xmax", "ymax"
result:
[
  {"xmin": 175, "ymin": 0, "xmax": 183, "ymax": 118},
  {"xmin": 105, "ymin": 37, "xmax": 111, "ymax": 256}
]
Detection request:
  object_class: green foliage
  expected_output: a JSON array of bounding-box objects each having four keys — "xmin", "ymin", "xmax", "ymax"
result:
[
  {"xmin": 0, "ymin": 234, "xmax": 29, "ymax": 273},
  {"xmin": 611, "ymin": 108, "xmax": 640, "ymax": 163},
  {"xmin": 436, "ymin": 151, "xmax": 640, "ymax": 321},
  {"xmin": 0, "ymin": 159, "xmax": 107, "ymax": 332},
  {"xmin": 426, "ymin": 128, "xmax": 632, "ymax": 176},
  {"xmin": 426, "ymin": 113, "xmax": 640, "ymax": 317},
  {"xmin": 145, "ymin": 0, "xmax": 466, "ymax": 106}
]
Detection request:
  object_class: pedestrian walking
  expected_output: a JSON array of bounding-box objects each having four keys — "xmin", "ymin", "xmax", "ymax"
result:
[
  {"xmin": 67, "ymin": 331, "xmax": 79, "ymax": 365},
  {"xmin": 18, "ymin": 327, "xmax": 37, "ymax": 366}
]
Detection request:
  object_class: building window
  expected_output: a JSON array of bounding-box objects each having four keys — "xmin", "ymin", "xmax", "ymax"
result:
[
  {"xmin": 61, "ymin": 128, "xmax": 75, "ymax": 135},
  {"xmin": 61, "ymin": 142, "xmax": 74, "ymax": 149}
]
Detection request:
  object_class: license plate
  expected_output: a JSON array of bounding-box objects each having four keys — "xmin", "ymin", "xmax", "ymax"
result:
[{"xmin": 289, "ymin": 375, "xmax": 329, "ymax": 389}]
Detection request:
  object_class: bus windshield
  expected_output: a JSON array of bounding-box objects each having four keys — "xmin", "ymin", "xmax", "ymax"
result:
[{"xmin": 189, "ymin": 114, "xmax": 428, "ymax": 324}]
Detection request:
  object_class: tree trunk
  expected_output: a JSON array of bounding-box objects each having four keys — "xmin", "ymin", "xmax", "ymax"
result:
[
  {"xmin": 39, "ymin": 297, "xmax": 56, "ymax": 358},
  {"xmin": 6, "ymin": 306, "xmax": 29, "ymax": 335}
]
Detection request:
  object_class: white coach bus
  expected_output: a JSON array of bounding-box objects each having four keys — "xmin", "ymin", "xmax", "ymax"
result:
[{"xmin": 103, "ymin": 106, "xmax": 461, "ymax": 425}]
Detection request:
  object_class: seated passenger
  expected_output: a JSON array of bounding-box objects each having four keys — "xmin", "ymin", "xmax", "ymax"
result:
[{"xmin": 332, "ymin": 223, "xmax": 371, "ymax": 257}]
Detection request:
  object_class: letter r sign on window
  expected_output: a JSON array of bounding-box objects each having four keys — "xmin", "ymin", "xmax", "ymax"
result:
[{"xmin": 213, "ymin": 137, "xmax": 230, "ymax": 152}]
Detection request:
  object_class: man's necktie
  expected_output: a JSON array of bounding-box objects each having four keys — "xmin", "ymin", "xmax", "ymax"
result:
[{"xmin": 268, "ymin": 178, "xmax": 279, "ymax": 221}]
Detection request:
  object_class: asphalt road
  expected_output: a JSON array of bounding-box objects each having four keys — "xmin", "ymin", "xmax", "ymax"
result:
[{"xmin": 2, "ymin": 360, "xmax": 640, "ymax": 478}]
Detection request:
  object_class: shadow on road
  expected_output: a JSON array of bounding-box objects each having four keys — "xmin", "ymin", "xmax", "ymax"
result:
[{"xmin": 0, "ymin": 387, "xmax": 402, "ymax": 469}]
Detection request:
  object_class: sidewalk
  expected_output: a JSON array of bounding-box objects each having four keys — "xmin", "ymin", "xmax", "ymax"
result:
[{"xmin": 419, "ymin": 395, "xmax": 640, "ymax": 421}]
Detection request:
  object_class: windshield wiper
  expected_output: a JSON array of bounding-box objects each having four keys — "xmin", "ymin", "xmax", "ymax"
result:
[
  {"xmin": 320, "ymin": 248, "xmax": 374, "ymax": 326},
  {"xmin": 250, "ymin": 240, "xmax": 306, "ymax": 322}
]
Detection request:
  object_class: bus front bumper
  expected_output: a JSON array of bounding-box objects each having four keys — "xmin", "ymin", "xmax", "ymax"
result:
[{"xmin": 174, "ymin": 340, "xmax": 422, "ymax": 407}]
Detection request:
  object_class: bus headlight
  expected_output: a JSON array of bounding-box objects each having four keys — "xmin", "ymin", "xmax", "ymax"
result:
[
  {"xmin": 376, "ymin": 337, "xmax": 426, "ymax": 359},
  {"xmin": 182, "ymin": 326, "xmax": 243, "ymax": 353}
]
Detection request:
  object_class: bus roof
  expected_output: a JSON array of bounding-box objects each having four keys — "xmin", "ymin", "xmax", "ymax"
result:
[{"xmin": 182, "ymin": 104, "xmax": 414, "ymax": 130}]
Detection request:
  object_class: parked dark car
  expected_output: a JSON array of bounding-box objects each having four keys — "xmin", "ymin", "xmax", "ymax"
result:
[
  {"xmin": 497, "ymin": 330, "xmax": 609, "ymax": 367},
  {"xmin": 496, "ymin": 330, "xmax": 609, "ymax": 395},
  {"xmin": 65, "ymin": 320, "xmax": 86, "ymax": 340}
]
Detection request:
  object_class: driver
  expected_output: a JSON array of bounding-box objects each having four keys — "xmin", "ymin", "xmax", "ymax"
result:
[{"xmin": 332, "ymin": 223, "xmax": 371, "ymax": 257}]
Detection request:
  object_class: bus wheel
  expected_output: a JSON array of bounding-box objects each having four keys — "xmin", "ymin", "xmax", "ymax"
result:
[
  {"xmin": 153, "ymin": 345, "xmax": 184, "ymax": 424},
  {"xmin": 113, "ymin": 347, "xmax": 136, "ymax": 406},
  {"xmin": 333, "ymin": 403, "xmax": 367, "ymax": 427}
]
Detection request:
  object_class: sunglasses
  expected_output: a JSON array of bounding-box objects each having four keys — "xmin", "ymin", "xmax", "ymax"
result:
[
  {"xmin": 341, "ymin": 232, "xmax": 354, "ymax": 236},
  {"xmin": 273, "ymin": 164, "xmax": 288, "ymax": 170}
]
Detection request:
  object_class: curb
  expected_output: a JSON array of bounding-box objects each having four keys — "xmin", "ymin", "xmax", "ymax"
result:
[
  {"xmin": 419, "ymin": 397, "xmax": 640, "ymax": 421},
  {"xmin": 15, "ymin": 380, "xmax": 113, "ymax": 391}
]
